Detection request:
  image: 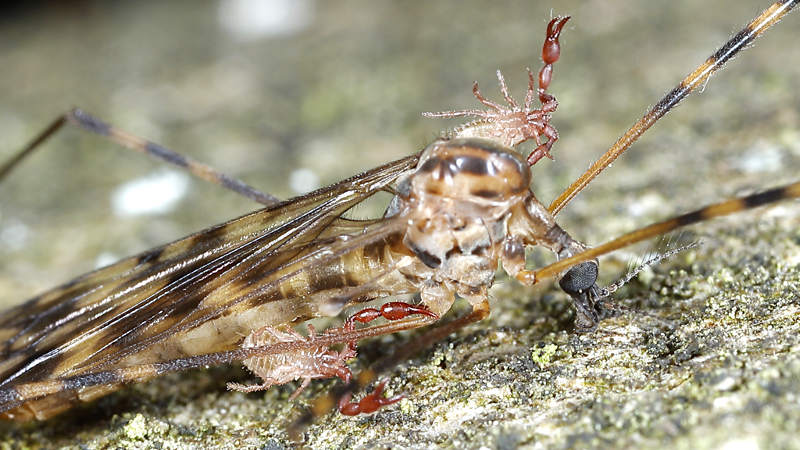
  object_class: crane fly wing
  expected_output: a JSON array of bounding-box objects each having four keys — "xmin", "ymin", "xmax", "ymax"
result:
[
  {"xmin": 0, "ymin": 216, "xmax": 409, "ymax": 419},
  {"xmin": 0, "ymin": 152, "xmax": 420, "ymax": 412}
]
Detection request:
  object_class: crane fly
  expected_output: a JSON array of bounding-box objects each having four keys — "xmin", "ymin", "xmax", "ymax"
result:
[{"xmin": 0, "ymin": 0, "xmax": 797, "ymax": 427}]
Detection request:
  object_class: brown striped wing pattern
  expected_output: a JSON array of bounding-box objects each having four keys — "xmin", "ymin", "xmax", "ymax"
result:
[{"xmin": 0, "ymin": 152, "xmax": 419, "ymax": 418}]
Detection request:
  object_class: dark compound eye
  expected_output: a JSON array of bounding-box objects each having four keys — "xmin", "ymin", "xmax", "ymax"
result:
[{"xmin": 558, "ymin": 261, "xmax": 598, "ymax": 296}]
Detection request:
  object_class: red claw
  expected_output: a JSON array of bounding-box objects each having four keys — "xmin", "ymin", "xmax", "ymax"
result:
[
  {"xmin": 542, "ymin": 16, "xmax": 570, "ymax": 64},
  {"xmin": 345, "ymin": 302, "xmax": 437, "ymax": 328},
  {"xmin": 538, "ymin": 16, "xmax": 570, "ymax": 105},
  {"xmin": 338, "ymin": 379, "xmax": 404, "ymax": 416}
]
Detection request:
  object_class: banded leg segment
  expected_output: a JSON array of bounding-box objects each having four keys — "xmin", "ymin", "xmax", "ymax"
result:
[
  {"xmin": 0, "ymin": 108, "xmax": 279, "ymax": 205},
  {"xmin": 548, "ymin": 0, "xmax": 799, "ymax": 216},
  {"xmin": 527, "ymin": 180, "xmax": 800, "ymax": 285}
]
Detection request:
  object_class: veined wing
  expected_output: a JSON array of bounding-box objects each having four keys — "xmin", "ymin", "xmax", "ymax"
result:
[{"xmin": 0, "ymin": 152, "xmax": 420, "ymax": 394}]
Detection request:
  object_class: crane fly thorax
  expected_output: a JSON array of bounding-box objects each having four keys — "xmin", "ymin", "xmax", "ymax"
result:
[
  {"xmin": 409, "ymin": 138, "xmax": 530, "ymax": 209},
  {"xmin": 395, "ymin": 138, "xmax": 532, "ymax": 296}
]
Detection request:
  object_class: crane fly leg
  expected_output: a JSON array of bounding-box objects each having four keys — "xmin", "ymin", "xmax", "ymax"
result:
[{"xmin": 0, "ymin": 108, "xmax": 278, "ymax": 205}]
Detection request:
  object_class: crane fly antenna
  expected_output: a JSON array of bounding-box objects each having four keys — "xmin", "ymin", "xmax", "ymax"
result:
[{"xmin": 596, "ymin": 241, "xmax": 701, "ymax": 300}]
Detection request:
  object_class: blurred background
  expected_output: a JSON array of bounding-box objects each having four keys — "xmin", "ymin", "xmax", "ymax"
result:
[{"xmin": 0, "ymin": 0, "xmax": 798, "ymax": 447}]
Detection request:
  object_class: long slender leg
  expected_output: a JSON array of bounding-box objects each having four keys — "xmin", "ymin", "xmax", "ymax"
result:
[
  {"xmin": 0, "ymin": 115, "xmax": 66, "ymax": 181},
  {"xmin": 521, "ymin": 180, "xmax": 800, "ymax": 286},
  {"xmin": 548, "ymin": 0, "xmax": 799, "ymax": 216},
  {"xmin": 0, "ymin": 308, "xmax": 440, "ymax": 419},
  {"xmin": 471, "ymin": 81, "xmax": 507, "ymax": 112},
  {"xmin": 288, "ymin": 378, "xmax": 313, "ymax": 401},
  {"xmin": 227, "ymin": 378, "xmax": 281, "ymax": 393},
  {"xmin": 0, "ymin": 108, "xmax": 279, "ymax": 205},
  {"xmin": 496, "ymin": 71, "xmax": 519, "ymax": 108}
]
